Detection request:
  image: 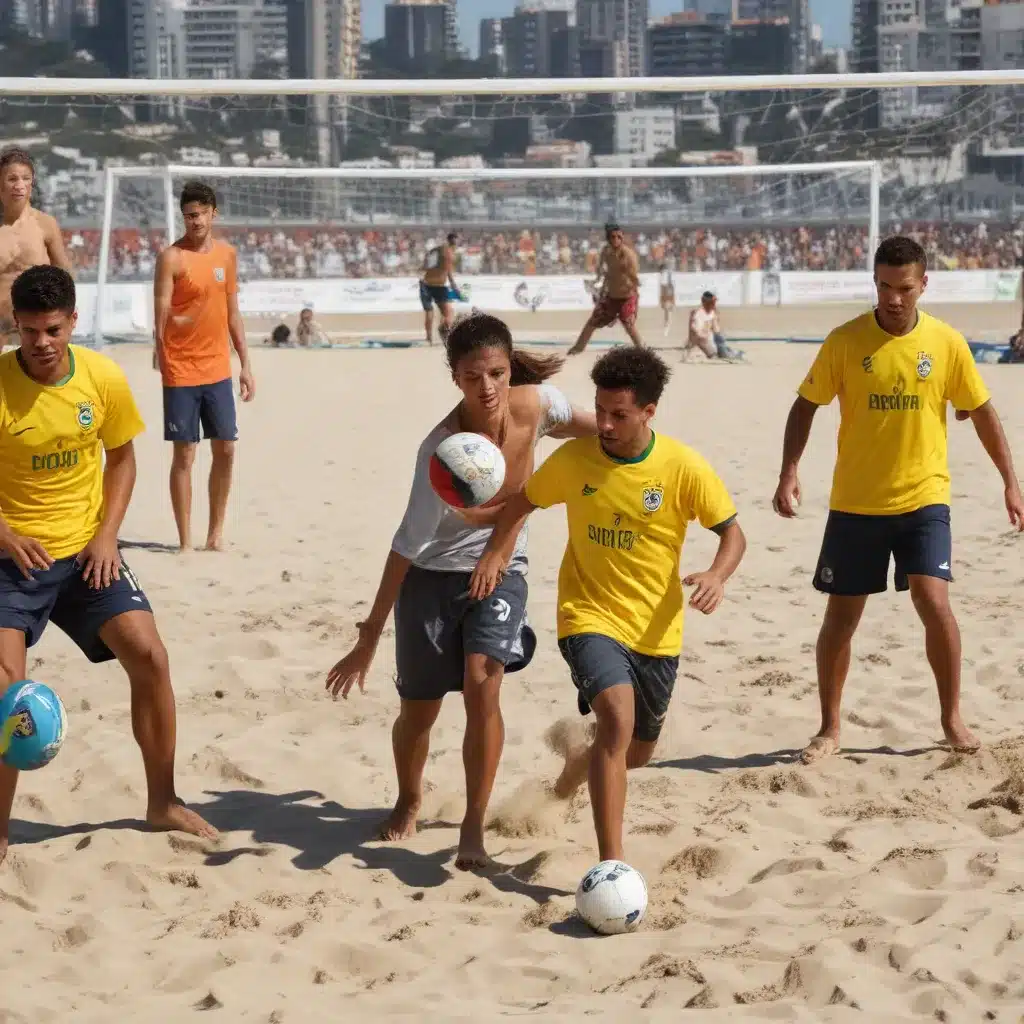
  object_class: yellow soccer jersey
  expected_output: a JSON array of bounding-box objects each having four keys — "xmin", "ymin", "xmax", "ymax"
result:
[
  {"xmin": 798, "ymin": 310, "xmax": 990, "ymax": 516},
  {"xmin": 0, "ymin": 345, "xmax": 145, "ymax": 559},
  {"xmin": 525, "ymin": 432, "xmax": 737, "ymax": 657}
]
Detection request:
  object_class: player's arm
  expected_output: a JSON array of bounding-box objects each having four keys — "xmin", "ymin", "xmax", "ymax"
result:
[
  {"xmin": 80, "ymin": 368, "xmax": 146, "ymax": 588},
  {"xmin": 626, "ymin": 248, "xmax": 640, "ymax": 291},
  {"xmin": 534, "ymin": 382, "xmax": 597, "ymax": 440},
  {"xmin": 949, "ymin": 338, "xmax": 1024, "ymax": 529},
  {"xmin": 467, "ymin": 489, "xmax": 537, "ymax": 601},
  {"xmin": 774, "ymin": 336, "xmax": 840, "ymax": 517},
  {"xmin": 225, "ymin": 248, "xmax": 254, "ymax": 401},
  {"xmin": 153, "ymin": 247, "xmax": 177, "ymax": 372},
  {"xmin": 469, "ymin": 449, "xmax": 568, "ymax": 600},
  {"xmin": 444, "ymin": 247, "xmax": 460, "ymax": 294},
  {"xmin": 42, "ymin": 215, "xmax": 73, "ymax": 274},
  {"xmin": 680, "ymin": 457, "xmax": 746, "ymax": 615}
]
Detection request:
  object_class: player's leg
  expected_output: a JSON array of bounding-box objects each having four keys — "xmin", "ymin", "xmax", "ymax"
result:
[
  {"xmin": 0, "ymin": 556, "xmax": 61, "ymax": 863},
  {"xmin": 384, "ymin": 565, "xmax": 461, "ymax": 840},
  {"xmin": 164, "ymin": 384, "xmax": 203, "ymax": 551},
  {"xmin": 437, "ymin": 296, "xmax": 454, "ymax": 342},
  {"xmin": 620, "ymin": 295, "xmax": 644, "ymax": 348},
  {"xmin": 805, "ymin": 512, "xmax": 892, "ymax": 763},
  {"xmin": 419, "ymin": 282, "xmax": 434, "ymax": 345},
  {"xmin": 198, "ymin": 379, "xmax": 239, "ymax": 552},
  {"xmin": 457, "ymin": 573, "xmax": 535, "ymax": 869},
  {"xmin": 893, "ymin": 505, "xmax": 978, "ymax": 751},
  {"xmin": 0, "ymin": 628, "xmax": 28, "ymax": 865},
  {"xmin": 50, "ymin": 556, "xmax": 216, "ymax": 839},
  {"xmin": 568, "ymin": 303, "xmax": 607, "ymax": 356},
  {"xmin": 551, "ymin": 646, "xmax": 675, "ymax": 798},
  {"xmin": 556, "ymin": 634, "xmax": 637, "ymax": 860}
]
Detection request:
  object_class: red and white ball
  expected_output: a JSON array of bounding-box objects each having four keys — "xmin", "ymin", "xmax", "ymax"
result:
[{"xmin": 429, "ymin": 432, "xmax": 506, "ymax": 509}]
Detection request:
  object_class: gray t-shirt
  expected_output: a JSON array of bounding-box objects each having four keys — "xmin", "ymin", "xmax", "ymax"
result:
[{"xmin": 391, "ymin": 383, "xmax": 574, "ymax": 574}]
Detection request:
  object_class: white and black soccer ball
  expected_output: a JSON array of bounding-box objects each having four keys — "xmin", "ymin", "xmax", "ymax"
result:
[
  {"xmin": 429, "ymin": 431, "xmax": 506, "ymax": 510},
  {"xmin": 575, "ymin": 859, "xmax": 648, "ymax": 935}
]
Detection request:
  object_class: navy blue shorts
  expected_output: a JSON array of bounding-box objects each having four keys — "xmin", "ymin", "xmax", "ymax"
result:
[
  {"xmin": 558, "ymin": 633, "xmax": 679, "ymax": 743},
  {"xmin": 419, "ymin": 282, "xmax": 451, "ymax": 312},
  {"xmin": 0, "ymin": 554, "xmax": 153, "ymax": 663},
  {"xmin": 813, "ymin": 503, "xmax": 953, "ymax": 596},
  {"xmin": 393, "ymin": 565, "xmax": 536, "ymax": 701},
  {"xmin": 163, "ymin": 378, "xmax": 237, "ymax": 443}
]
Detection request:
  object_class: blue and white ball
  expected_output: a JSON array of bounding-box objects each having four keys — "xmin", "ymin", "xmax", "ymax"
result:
[
  {"xmin": 575, "ymin": 860, "xmax": 648, "ymax": 935},
  {"xmin": 0, "ymin": 680, "xmax": 68, "ymax": 771},
  {"xmin": 429, "ymin": 432, "xmax": 506, "ymax": 510}
]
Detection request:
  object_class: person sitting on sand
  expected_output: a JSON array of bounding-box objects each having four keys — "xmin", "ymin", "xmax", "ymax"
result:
[
  {"xmin": 324, "ymin": 313, "xmax": 595, "ymax": 870},
  {"xmin": 683, "ymin": 291, "xmax": 743, "ymax": 362},
  {"xmin": 295, "ymin": 307, "xmax": 328, "ymax": 348},
  {"xmin": 773, "ymin": 235, "xmax": 1023, "ymax": 766}
]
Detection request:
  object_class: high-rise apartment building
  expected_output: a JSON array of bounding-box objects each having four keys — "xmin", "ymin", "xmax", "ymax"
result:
[{"xmin": 287, "ymin": 0, "xmax": 362, "ymax": 165}]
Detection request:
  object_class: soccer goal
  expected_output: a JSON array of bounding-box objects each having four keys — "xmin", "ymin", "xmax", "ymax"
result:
[
  {"xmin": 0, "ymin": 69, "xmax": 1020, "ymax": 345},
  {"xmin": 91, "ymin": 159, "xmax": 880, "ymax": 345}
]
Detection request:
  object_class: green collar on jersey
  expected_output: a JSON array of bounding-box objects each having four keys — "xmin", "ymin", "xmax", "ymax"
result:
[
  {"xmin": 17, "ymin": 345, "xmax": 75, "ymax": 387},
  {"xmin": 602, "ymin": 429, "xmax": 656, "ymax": 465}
]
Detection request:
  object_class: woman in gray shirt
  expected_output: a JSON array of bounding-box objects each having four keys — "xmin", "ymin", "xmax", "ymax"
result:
[{"xmin": 326, "ymin": 313, "xmax": 595, "ymax": 869}]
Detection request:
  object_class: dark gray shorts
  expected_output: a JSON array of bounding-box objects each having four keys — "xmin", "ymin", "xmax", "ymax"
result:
[
  {"xmin": 394, "ymin": 564, "xmax": 536, "ymax": 701},
  {"xmin": 558, "ymin": 632, "xmax": 679, "ymax": 743}
]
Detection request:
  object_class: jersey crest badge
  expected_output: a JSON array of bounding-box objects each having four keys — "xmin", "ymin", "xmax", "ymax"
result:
[
  {"xmin": 642, "ymin": 486, "xmax": 664, "ymax": 514},
  {"xmin": 916, "ymin": 351, "xmax": 932, "ymax": 380},
  {"xmin": 214, "ymin": 267, "xmax": 225, "ymax": 282},
  {"xmin": 76, "ymin": 401, "xmax": 95, "ymax": 430}
]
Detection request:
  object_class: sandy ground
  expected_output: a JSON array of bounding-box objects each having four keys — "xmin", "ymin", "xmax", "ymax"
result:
[{"xmin": 3, "ymin": 306, "xmax": 1024, "ymax": 1023}]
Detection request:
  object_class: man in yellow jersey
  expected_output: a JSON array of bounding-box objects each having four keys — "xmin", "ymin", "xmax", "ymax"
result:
[
  {"xmin": 470, "ymin": 347, "xmax": 746, "ymax": 862},
  {"xmin": 773, "ymin": 235, "xmax": 1023, "ymax": 766},
  {"xmin": 0, "ymin": 266, "xmax": 217, "ymax": 864},
  {"xmin": 154, "ymin": 181, "xmax": 255, "ymax": 552}
]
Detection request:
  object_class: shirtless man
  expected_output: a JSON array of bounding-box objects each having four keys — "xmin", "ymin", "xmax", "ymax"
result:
[
  {"xmin": 568, "ymin": 222, "xmax": 643, "ymax": 355},
  {"xmin": 0, "ymin": 148, "xmax": 72, "ymax": 352},
  {"xmin": 420, "ymin": 232, "xmax": 463, "ymax": 346}
]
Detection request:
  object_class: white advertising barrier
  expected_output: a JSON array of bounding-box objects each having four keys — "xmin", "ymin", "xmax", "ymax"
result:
[
  {"xmin": 77, "ymin": 268, "xmax": 1023, "ymax": 337},
  {"xmin": 771, "ymin": 269, "xmax": 1021, "ymax": 307}
]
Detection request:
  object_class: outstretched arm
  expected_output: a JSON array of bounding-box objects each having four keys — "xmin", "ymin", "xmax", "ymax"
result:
[
  {"xmin": 967, "ymin": 401, "xmax": 1023, "ymax": 529},
  {"xmin": 548, "ymin": 403, "xmax": 597, "ymax": 439},
  {"xmin": 468, "ymin": 490, "xmax": 537, "ymax": 600}
]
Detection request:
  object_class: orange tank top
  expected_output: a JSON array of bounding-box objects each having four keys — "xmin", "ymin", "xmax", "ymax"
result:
[{"xmin": 161, "ymin": 240, "xmax": 236, "ymax": 387}]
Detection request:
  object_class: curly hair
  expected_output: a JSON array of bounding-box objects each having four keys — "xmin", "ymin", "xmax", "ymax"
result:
[
  {"xmin": 591, "ymin": 346, "xmax": 671, "ymax": 407},
  {"xmin": 0, "ymin": 147, "xmax": 34, "ymax": 179}
]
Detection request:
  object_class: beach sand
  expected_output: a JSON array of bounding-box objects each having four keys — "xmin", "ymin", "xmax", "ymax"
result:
[{"xmin": 3, "ymin": 304, "xmax": 1023, "ymax": 1023}]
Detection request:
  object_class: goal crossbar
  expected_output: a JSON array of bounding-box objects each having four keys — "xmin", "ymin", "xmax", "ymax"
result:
[
  {"xmin": 93, "ymin": 160, "xmax": 882, "ymax": 346},
  {"xmin": 4, "ymin": 69, "xmax": 1024, "ymax": 98}
]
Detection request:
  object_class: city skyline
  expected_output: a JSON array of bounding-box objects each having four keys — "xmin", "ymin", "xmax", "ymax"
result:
[{"xmin": 361, "ymin": 0, "xmax": 852, "ymax": 55}]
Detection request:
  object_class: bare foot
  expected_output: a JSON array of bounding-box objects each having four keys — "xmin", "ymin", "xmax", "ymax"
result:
[
  {"xmin": 176, "ymin": 543, "xmax": 192, "ymax": 554},
  {"xmin": 378, "ymin": 798, "xmax": 419, "ymax": 841},
  {"xmin": 147, "ymin": 801, "xmax": 219, "ymax": 841},
  {"xmin": 204, "ymin": 536, "xmax": 225, "ymax": 552},
  {"xmin": 943, "ymin": 716, "xmax": 980, "ymax": 753},
  {"xmin": 455, "ymin": 823, "xmax": 496, "ymax": 872},
  {"xmin": 800, "ymin": 734, "xmax": 840, "ymax": 765}
]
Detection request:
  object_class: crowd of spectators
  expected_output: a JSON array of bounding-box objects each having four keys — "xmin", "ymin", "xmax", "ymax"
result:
[{"xmin": 63, "ymin": 221, "xmax": 1024, "ymax": 283}]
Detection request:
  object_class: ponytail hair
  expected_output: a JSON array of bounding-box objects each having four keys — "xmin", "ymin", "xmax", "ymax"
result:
[
  {"xmin": 446, "ymin": 309, "xmax": 565, "ymax": 385},
  {"xmin": 510, "ymin": 348, "xmax": 564, "ymax": 385}
]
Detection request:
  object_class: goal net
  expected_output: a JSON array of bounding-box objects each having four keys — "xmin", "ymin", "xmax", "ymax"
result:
[{"xmin": 0, "ymin": 72, "xmax": 1021, "ymax": 345}]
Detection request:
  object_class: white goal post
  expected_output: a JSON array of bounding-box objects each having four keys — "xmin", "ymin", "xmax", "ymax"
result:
[{"xmin": 94, "ymin": 160, "xmax": 880, "ymax": 346}]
